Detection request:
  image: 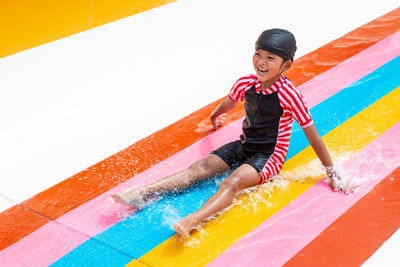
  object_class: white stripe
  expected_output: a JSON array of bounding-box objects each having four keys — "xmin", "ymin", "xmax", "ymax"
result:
[
  {"xmin": 284, "ymin": 84, "xmax": 307, "ymax": 122},
  {"xmin": 271, "ymin": 154, "xmax": 283, "ymax": 164},
  {"xmin": 270, "ymin": 162, "xmax": 278, "ymax": 175},
  {"xmin": 265, "ymin": 165, "xmax": 273, "ymax": 176},
  {"xmin": 231, "ymin": 82, "xmax": 252, "ymax": 100}
]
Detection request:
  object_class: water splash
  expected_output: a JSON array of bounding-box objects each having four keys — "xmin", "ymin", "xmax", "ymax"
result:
[
  {"xmin": 280, "ymin": 150, "xmax": 359, "ymax": 192},
  {"xmin": 160, "ymin": 204, "xmax": 182, "ymax": 230},
  {"xmin": 112, "ymin": 145, "xmax": 392, "ymax": 248},
  {"xmin": 337, "ymin": 141, "xmax": 396, "ymax": 192},
  {"xmin": 182, "ymin": 227, "xmax": 209, "ymax": 248},
  {"xmin": 237, "ymin": 176, "xmax": 290, "ymax": 213}
]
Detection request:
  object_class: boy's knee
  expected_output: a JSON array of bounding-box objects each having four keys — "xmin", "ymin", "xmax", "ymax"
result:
[
  {"xmin": 188, "ymin": 159, "xmax": 211, "ymax": 177},
  {"xmin": 219, "ymin": 176, "xmax": 243, "ymax": 193}
]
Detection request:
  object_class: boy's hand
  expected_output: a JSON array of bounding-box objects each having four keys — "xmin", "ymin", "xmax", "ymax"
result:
[
  {"xmin": 326, "ymin": 167, "xmax": 354, "ymax": 194},
  {"xmin": 211, "ymin": 114, "xmax": 226, "ymax": 130},
  {"xmin": 209, "ymin": 98, "xmax": 236, "ymax": 130}
]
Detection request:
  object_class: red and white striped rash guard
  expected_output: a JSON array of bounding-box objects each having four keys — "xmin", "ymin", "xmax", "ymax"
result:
[{"xmin": 228, "ymin": 74, "xmax": 313, "ymax": 182}]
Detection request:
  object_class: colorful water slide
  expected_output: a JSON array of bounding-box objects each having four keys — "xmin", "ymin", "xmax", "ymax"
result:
[{"xmin": 1, "ymin": 1, "xmax": 400, "ymax": 266}]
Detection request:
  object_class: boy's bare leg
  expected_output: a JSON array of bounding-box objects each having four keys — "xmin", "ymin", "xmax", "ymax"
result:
[
  {"xmin": 173, "ymin": 163, "xmax": 261, "ymax": 238},
  {"xmin": 110, "ymin": 154, "xmax": 229, "ymax": 208}
]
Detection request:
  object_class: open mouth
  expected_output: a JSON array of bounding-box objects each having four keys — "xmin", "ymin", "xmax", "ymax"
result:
[{"xmin": 257, "ymin": 67, "xmax": 268, "ymax": 75}]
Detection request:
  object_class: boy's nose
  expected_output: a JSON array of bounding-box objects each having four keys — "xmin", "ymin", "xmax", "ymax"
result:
[{"xmin": 257, "ymin": 60, "xmax": 267, "ymax": 68}]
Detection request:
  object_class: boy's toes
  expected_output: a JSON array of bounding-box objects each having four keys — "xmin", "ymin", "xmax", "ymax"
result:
[
  {"xmin": 173, "ymin": 222, "xmax": 190, "ymax": 239},
  {"xmin": 110, "ymin": 192, "xmax": 126, "ymax": 204}
]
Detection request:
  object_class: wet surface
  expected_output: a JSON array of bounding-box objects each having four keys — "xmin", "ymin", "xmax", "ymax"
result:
[
  {"xmin": 52, "ymin": 54, "xmax": 400, "ymax": 265},
  {"xmin": 285, "ymin": 167, "xmax": 400, "ymax": 266},
  {"xmin": 1, "ymin": 2, "xmax": 400, "ymax": 267},
  {"xmin": 0, "ymin": 199, "xmax": 151, "ymax": 266}
]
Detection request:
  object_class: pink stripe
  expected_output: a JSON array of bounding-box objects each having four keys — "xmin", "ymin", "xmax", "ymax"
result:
[
  {"xmin": 0, "ymin": 220, "xmax": 88, "ymax": 267},
  {"xmin": 0, "ymin": 122, "xmax": 242, "ymax": 267},
  {"xmin": 299, "ymin": 30, "xmax": 400, "ymax": 107},
  {"xmin": 1, "ymin": 30, "xmax": 399, "ymax": 266},
  {"xmin": 207, "ymin": 118, "xmax": 400, "ymax": 267}
]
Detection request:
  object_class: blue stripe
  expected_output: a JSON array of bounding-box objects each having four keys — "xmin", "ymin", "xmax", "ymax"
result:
[
  {"xmin": 51, "ymin": 238, "xmax": 133, "ymax": 267},
  {"xmin": 51, "ymin": 55, "xmax": 400, "ymax": 266}
]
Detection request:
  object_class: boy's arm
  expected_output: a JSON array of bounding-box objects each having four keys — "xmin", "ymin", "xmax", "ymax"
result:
[
  {"xmin": 210, "ymin": 97, "xmax": 236, "ymax": 130},
  {"xmin": 303, "ymin": 124, "xmax": 333, "ymax": 167},
  {"xmin": 303, "ymin": 124, "xmax": 351, "ymax": 193}
]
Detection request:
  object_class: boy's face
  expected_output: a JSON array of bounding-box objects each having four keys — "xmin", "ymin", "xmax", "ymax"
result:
[{"xmin": 253, "ymin": 49, "xmax": 291, "ymax": 85}]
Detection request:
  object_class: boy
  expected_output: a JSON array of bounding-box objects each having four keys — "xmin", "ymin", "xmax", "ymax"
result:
[{"xmin": 111, "ymin": 28, "xmax": 348, "ymax": 239}]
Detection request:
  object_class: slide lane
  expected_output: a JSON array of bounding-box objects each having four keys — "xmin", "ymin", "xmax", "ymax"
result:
[
  {"xmin": 285, "ymin": 167, "xmax": 400, "ymax": 266},
  {"xmin": 2, "ymin": 35, "xmax": 399, "ymax": 265},
  {"xmin": 131, "ymin": 86, "xmax": 400, "ymax": 266},
  {"xmin": 283, "ymin": 7, "xmax": 400, "ymax": 86},
  {"xmin": 286, "ymin": 56, "xmax": 400, "ymax": 159},
  {"xmin": 1, "ymin": 8, "xmax": 399, "ymax": 250},
  {"xmin": 0, "ymin": 217, "xmax": 146, "ymax": 267},
  {"xmin": 51, "ymin": 59, "xmax": 400, "ymax": 266},
  {"xmin": 208, "ymin": 99, "xmax": 400, "ymax": 266},
  {"xmin": 294, "ymin": 30, "xmax": 400, "ymax": 109},
  {"xmin": 54, "ymin": 30, "xmax": 400, "ymax": 238}
]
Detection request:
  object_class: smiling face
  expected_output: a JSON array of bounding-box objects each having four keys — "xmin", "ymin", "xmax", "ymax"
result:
[{"xmin": 253, "ymin": 49, "xmax": 292, "ymax": 89}]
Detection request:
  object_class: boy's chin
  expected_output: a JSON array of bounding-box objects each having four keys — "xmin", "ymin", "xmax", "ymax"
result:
[
  {"xmin": 256, "ymin": 75, "xmax": 271, "ymax": 82},
  {"xmin": 256, "ymin": 72, "xmax": 280, "ymax": 83}
]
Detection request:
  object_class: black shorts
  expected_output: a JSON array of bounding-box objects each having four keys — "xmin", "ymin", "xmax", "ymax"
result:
[{"xmin": 210, "ymin": 140, "xmax": 273, "ymax": 174}]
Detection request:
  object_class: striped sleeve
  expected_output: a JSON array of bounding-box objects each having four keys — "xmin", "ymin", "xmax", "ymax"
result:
[
  {"xmin": 281, "ymin": 81, "xmax": 313, "ymax": 129},
  {"xmin": 228, "ymin": 75, "xmax": 256, "ymax": 102}
]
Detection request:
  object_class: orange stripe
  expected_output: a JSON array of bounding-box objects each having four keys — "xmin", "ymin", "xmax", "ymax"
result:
[
  {"xmin": 287, "ymin": 7, "xmax": 400, "ymax": 85},
  {"xmin": 0, "ymin": 7, "xmax": 399, "ymax": 251},
  {"xmin": 0, "ymin": 205, "xmax": 49, "ymax": 248},
  {"xmin": 284, "ymin": 167, "xmax": 400, "ymax": 266},
  {"xmin": 0, "ymin": 0, "xmax": 177, "ymax": 58}
]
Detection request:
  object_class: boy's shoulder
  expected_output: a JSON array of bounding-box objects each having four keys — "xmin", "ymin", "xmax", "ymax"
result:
[
  {"xmin": 231, "ymin": 74, "xmax": 258, "ymax": 90},
  {"xmin": 235, "ymin": 74, "xmax": 257, "ymax": 83},
  {"xmin": 279, "ymin": 76, "xmax": 298, "ymax": 93}
]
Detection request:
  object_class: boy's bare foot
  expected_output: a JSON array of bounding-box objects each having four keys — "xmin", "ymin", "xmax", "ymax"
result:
[
  {"xmin": 110, "ymin": 190, "xmax": 147, "ymax": 209},
  {"xmin": 110, "ymin": 192, "xmax": 126, "ymax": 204},
  {"xmin": 173, "ymin": 214, "xmax": 199, "ymax": 239}
]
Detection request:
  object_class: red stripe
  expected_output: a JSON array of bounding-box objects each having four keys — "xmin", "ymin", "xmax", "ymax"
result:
[
  {"xmin": 278, "ymin": 94, "xmax": 292, "ymax": 110},
  {"xmin": 286, "ymin": 81, "xmax": 311, "ymax": 122},
  {"xmin": 284, "ymin": 83, "xmax": 311, "ymax": 125},
  {"xmin": 284, "ymin": 167, "xmax": 400, "ymax": 266},
  {"xmin": 230, "ymin": 76, "xmax": 255, "ymax": 100},
  {"xmin": 231, "ymin": 80, "xmax": 254, "ymax": 100},
  {"xmin": 228, "ymin": 94, "xmax": 236, "ymax": 102}
]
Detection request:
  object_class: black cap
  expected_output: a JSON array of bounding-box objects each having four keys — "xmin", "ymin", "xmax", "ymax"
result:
[{"xmin": 255, "ymin": 29, "xmax": 297, "ymax": 61}]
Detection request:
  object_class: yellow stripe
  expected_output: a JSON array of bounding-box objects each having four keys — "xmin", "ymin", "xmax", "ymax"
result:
[
  {"xmin": 126, "ymin": 86, "xmax": 400, "ymax": 266},
  {"xmin": 0, "ymin": 0, "xmax": 177, "ymax": 58}
]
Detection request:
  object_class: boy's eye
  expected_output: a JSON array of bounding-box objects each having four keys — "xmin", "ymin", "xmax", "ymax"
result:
[{"xmin": 268, "ymin": 56, "xmax": 275, "ymax": 60}]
